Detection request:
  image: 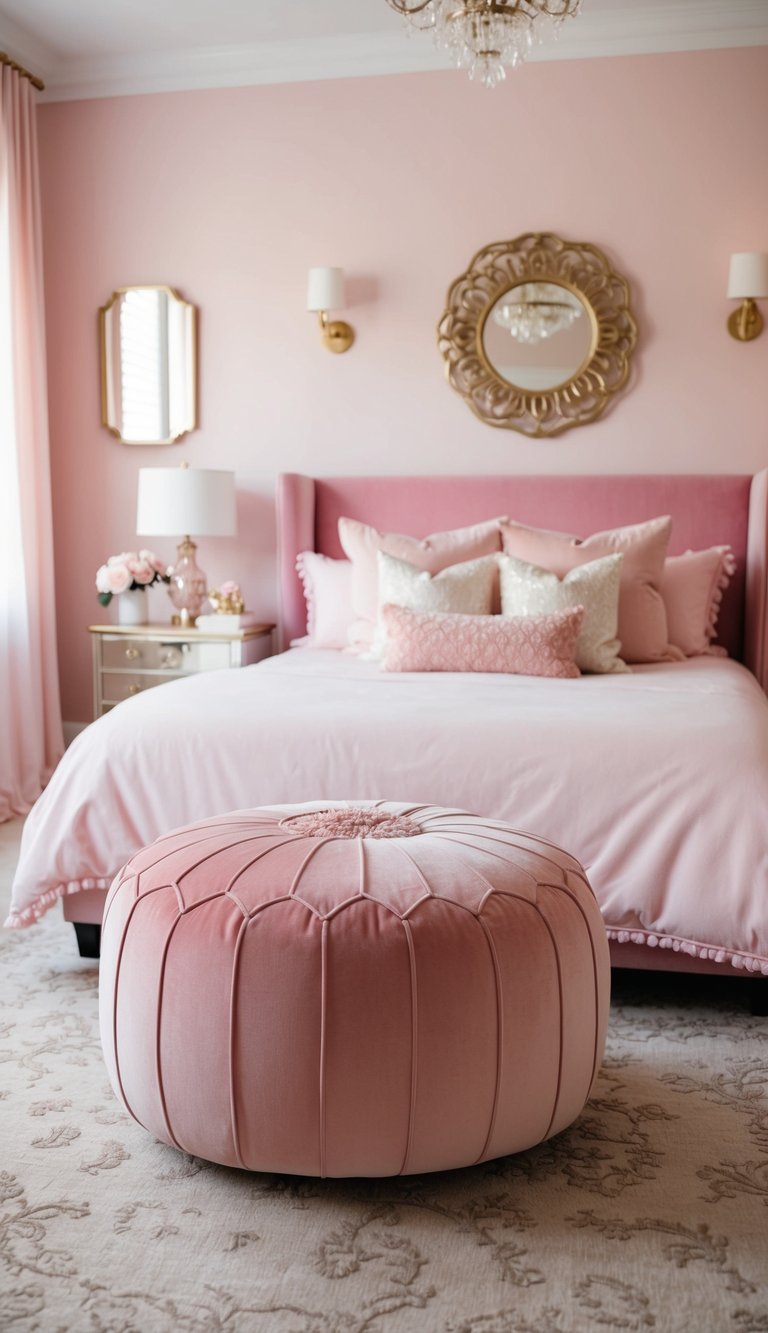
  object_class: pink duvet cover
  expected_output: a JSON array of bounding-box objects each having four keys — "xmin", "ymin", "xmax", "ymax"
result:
[{"xmin": 8, "ymin": 650, "xmax": 768, "ymax": 975}]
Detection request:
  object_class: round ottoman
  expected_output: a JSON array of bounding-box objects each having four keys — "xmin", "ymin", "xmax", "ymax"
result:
[{"xmin": 99, "ymin": 801, "xmax": 609, "ymax": 1177}]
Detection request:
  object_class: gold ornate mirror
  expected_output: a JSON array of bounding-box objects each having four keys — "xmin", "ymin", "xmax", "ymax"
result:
[
  {"xmin": 99, "ymin": 286, "xmax": 198, "ymax": 445},
  {"xmin": 438, "ymin": 233, "xmax": 637, "ymax": 438}
]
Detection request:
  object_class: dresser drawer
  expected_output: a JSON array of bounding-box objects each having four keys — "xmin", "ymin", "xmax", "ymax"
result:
[
  {"xmin": 101, "ymin": 637, "xmax": 233, "ymax": 673},
  {"xmin": 100, "ymin": 671, "xmax": 184, "ymax": 704}
]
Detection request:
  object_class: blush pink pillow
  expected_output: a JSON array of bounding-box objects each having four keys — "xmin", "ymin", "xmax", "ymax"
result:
[
  {"xmin": 339, "ymin": 516, "xmax": 504, "ymax": 645},
  {"xmin": 292, "ymin": 552, "xmax": 354, "ymax": 649},
  {"xmin": 380, "ymin": 603, "xmax": 583, "ymax": 678},
  {"xmin": 661, "ymin": 546, "xmax": 736, "ymax": 657},
  {"xmin": 500, "ymin": 516, "xmax": 682, "ymax": 665}
]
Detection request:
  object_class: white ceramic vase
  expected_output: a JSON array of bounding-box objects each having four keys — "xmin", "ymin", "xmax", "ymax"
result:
[{"xmin": 117, "ymin": 588, "xmax": 148, "ymax": 627}]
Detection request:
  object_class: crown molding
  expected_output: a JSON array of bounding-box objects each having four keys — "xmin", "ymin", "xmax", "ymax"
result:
[{"xmin": 0, "ymin": 1, "xmax": 761, "ymax": 104}]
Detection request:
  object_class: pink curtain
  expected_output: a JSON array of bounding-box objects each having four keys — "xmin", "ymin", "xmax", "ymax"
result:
[{"xmin": 0, "ymin": 64, "xmax": 63, "ymax": 820}]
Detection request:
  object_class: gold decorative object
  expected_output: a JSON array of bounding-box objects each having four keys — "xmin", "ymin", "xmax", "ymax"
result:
[
  {"xmin": 208, "ymin": 584, "xmax": 246, "ymax": 616},
  {"xmin": 727, "ymin": 253, "xmax": 768, "ymax": 342},
  {"xmin": 99, "ymin": 286, "xmax": 198, "ymax": 444},
  {"xmin": 306, "ymin": 267, "xmax": 355, "ymax": 354},
  {"xmin": 384, "ymin": 0, "xmax": 581, "ymax": 87},
  {"xmin": 0, "ymin": 52, "xmax": 44, "ymax": 91},
  {"xmin": 437, "ymin": 232, "xmax": 637, "ymax": 438}
]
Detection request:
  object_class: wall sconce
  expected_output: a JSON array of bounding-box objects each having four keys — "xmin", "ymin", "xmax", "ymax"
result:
[
  {"xmin": 307, "ymin": 267, "xmax": 354, "ymax": 354},
  {"xmin": 727, "ymin": 252, "xmax": 768, "ymax": 341}
]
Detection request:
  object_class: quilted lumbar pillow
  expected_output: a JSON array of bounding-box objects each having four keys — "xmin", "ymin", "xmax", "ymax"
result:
[
  {"xmin": 498, "ymin": 551, "xmax": 629, "ymax": 675},
  {"xmin": 380, "ymin": 603, "xmax": 584, "ymax": 677}
]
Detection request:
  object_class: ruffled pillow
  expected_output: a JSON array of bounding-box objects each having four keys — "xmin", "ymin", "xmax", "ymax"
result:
[
  {"xmin": 292, "ymin": 552, "xmax": 354, "ymax": 649},
  {"xmin": 500, "ymin": 516, "xmax": 682, "ymax": 665},
  {"xmin": 662, "ymin": 547, "xmax": 736, "ymax": 657},
  {"xmin": 339, "ymin": 515, "xmax": 504, "ymax": 647},
  {"xmin": 380, "ymin": 604, "xmax": 584, "ymax": 678},
  {"xmin": 499, "ymin": 552, "xmax": 628, "ymax": 674}
]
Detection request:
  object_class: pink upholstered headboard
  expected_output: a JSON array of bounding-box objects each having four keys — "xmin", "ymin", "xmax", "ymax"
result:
[{"xmin": 276, "ymin": 471, "xmax": 768, "ymax": 687}]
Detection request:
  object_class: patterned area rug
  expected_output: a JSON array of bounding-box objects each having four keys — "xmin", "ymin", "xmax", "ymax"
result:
[{"xmin": 1, "ymin": 821, "xmax": 767, "ymax": 1332}]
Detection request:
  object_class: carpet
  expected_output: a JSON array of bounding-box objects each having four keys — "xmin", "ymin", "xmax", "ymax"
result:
[{"xmin": 1, "ymin": 818, "xmax": 767, "ymax": 1332}]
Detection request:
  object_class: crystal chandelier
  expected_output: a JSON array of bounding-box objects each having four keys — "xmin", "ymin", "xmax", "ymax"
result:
[
  {"xmin": 385, "ymin": 1, "xmax": 582, "ymax": 88},
  {"xmin": 493, "ymin": 283, "xmax": 583, "ymax": 344}
]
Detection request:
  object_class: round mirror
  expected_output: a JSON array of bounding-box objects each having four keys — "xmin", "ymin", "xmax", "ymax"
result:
[
  {"xmin": 437, "ymin": 233, "xmax": 637, "ymax": 438},
  {"xmin": 482, "ymin": 282, "xmax": 594, "ymax": 392}
]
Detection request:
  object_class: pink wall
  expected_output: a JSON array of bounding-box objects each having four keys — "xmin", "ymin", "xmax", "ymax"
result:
[{"xmin": 37, "ymin": 48, "xmax": 768, "ymax": 723}]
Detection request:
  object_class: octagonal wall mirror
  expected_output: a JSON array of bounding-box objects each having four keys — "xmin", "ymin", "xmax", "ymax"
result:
[
  {"xmin": 438, "ymin": 234, "xmax": 637, "ymax": 438},
  {"xmin": 100, "ymin": 286, "xmax": 198, "ymax": 445}
]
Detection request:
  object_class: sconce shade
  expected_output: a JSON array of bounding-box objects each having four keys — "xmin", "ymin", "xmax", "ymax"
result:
[
  {"xmin": 728, "ymin": 252, "xmax": 768, "ymax": 300},
  {"xmin": 136, "ymin": 467, "xmax": 237, "ymax": 537},
  {"xmin": 307, "ymin": 266, "xmax": 345, "ymax": 312}
]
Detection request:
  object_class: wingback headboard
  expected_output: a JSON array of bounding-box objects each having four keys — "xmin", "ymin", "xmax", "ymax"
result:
[{"xmin": 276, "ymin": 471, "xmax": 768, "ymax": 688}]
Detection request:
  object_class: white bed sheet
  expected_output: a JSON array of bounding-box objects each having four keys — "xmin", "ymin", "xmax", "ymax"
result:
[{"xmin": 8, "ymin": 649, "xmax": 768, "ymax": 974}]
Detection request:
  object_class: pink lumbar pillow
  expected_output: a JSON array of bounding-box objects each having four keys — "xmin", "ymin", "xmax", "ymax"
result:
[
  {"xmin": 661, "ymin": 546, "xmax": 736, "ymax": 657},
  {"xmin": 293, "ymin": 551, "xmax": 355, "ymax": 649},
  {"xmin": 380, "ymin": 603, "xmax": 583, "ymax": 677},
  {"xmin": 339, "ymin": 515, "xmax": 504, "ymax": 645},
  {"xmin": 500, "ymin": 516, "xmax": 682, "ymax": 665}
]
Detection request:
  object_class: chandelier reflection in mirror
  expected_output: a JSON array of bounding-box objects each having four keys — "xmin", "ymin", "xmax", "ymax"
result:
[
  {"xmin": 385, "ymin": 0, "xmax": 582, "ymax": 87},
  {"xmin": 494, "ymin": 282, "xmax": 583, "ymax": 344}
]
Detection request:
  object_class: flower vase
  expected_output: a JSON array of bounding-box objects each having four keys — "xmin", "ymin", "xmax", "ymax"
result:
[{"xmin": 117, "ymin": 588, "xmax": 148, "ymax": 627}]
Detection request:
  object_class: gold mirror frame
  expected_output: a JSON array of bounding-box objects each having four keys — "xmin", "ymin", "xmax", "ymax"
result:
[
  {"xmin": 99, "ymin": 285, "xmax": 198, "ymax": 446},
  {"xmin": 437, "ymin": 233, "xmax": 637, "ymax": 438}
]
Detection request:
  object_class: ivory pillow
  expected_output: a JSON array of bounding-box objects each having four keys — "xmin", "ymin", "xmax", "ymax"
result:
[
  {"xmin": 500, "ymin": 516, "xmax": 683, "ymax": 665},
  {"xmin": 380, "ymin": 604, "xmax": 584, "ymax": 677},
  {"xmin": 499, "ymin": 552, "xmax": 628, "ymax": 674},
  {"xmin": 370, "ymin": 550, "xmax": 497, "ymax": 656},
  {"xmin": 339, "ymin": 515, "xmax": 504, "ymax": 646}
]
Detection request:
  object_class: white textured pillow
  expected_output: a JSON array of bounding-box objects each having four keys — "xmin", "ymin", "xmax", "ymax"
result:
[
  {"xmin": 499, "ymin": 551, "xmax": 629, "ymax": 675},
  {"xmin": 370, "ymin": 550, "xmax": 497, "ymax": 657}
]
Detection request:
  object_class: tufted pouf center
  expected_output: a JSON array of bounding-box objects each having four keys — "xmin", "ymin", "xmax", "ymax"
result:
[
  {"xmin": 100, "ymin": 801, "xmax": 610, "ymax": 1178},
  {"xmin": 279, "ymin": 806, "xmax": 422, "ymax": 839}
]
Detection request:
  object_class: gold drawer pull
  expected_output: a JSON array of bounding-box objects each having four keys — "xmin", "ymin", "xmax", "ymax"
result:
[
  {"xmin": 128, "ymin": 684, "xmax": 141, "ymax": 696},
  {"xmin": 125, "ymin": 647, "xmax": 140, "ymax": 661}
]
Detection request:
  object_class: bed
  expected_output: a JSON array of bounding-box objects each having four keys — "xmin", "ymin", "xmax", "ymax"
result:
[{"xmin": 8, "ymin": 471, "xmax": 768, "ymax": 990}]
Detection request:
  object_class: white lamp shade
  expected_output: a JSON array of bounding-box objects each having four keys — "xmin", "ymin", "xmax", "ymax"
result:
[
  {"xmin": 307, "ymin": 266, "xmax": 345, "ymax": 313},
  {"xmin": 727, "ymin": 252, "xmax": 768, "ymax": 300},
  {"xmin": 136, "ymin": 467, "xmax": 237, "ymax": 537}
]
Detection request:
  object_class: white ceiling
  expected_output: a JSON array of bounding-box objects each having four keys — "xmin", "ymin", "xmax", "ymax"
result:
[{"xmin": 0, "ymin": 0, "xmax": 766, "ymax": 102}]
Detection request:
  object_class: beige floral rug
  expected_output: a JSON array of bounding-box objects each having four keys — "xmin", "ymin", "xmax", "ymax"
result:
[{"xmin": 1, "ymin": 820, "xmax": 767, "ymax": 1332}]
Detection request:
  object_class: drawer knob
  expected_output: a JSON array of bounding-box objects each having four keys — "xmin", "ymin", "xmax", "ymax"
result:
[
  {"xmin": 125, "ymin": 647, "xmax": 140, "ymax": 661},
  {"xmin": 128, "ymin": 684, "xmax": 141, "ymax": 696}
]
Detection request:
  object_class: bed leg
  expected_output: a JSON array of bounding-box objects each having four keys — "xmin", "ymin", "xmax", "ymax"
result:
[
  {"xmin": 747, "ymin": 979, "xmax": 768, "ymax": 1017},
  {"xmin": 73, "ymin": 923, "xmax": 101, "ymax": 959}
]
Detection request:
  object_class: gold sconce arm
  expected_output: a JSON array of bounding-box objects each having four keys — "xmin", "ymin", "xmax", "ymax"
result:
[
  {"xmin": 727, "ymin": 299, "xmax": 764, "ymax": 343},
  {"xmin": 318, "ymin": 310, "xmax": 355, "ymax": 354}
]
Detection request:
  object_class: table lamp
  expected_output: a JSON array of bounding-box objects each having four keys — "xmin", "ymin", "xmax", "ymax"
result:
[{"xmin": 136, "ymin": 464, "xmax": 237, "ymax": 626}]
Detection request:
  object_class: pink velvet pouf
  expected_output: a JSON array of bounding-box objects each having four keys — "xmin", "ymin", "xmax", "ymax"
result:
[{"xmin": 99, "ymin": 801, "xmax": 610, "ymax": 1177}]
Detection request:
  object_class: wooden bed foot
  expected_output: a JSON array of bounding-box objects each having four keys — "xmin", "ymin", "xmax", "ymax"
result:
[
  {"xmin": 747, "ymin": 978, "xmax": 768, "ymax": 1017},
  {"xmin": 73, "ymin": 923, "xmax": 101, "ymax": 959}
]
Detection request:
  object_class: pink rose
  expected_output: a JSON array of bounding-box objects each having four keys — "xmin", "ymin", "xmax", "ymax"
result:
[
  {"xmin": 95, "ymin": 564, "xmax": 111, "ymax": 594},
  {"xmin": 139, "ymin": 548, "xmax": 166, "ymax": 575},
  {"xmin": 105, "ymin": 563, "xmax": 131, "ymax": 595},
  {"xmin": 219, "ymin": 580, "xmax": 240, "ymax": 597},
  {"xmin": 131, "ymin": 559, "xmax": 154, "ymax": 585},
  {"xmin": 108, "ymin": 552, "xmax": 133, "ymax": 567}
]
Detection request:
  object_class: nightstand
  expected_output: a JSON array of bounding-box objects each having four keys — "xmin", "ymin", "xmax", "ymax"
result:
[{"xmin": 88, "ymin": 622, "xmax": 275, "ymax": 719}]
